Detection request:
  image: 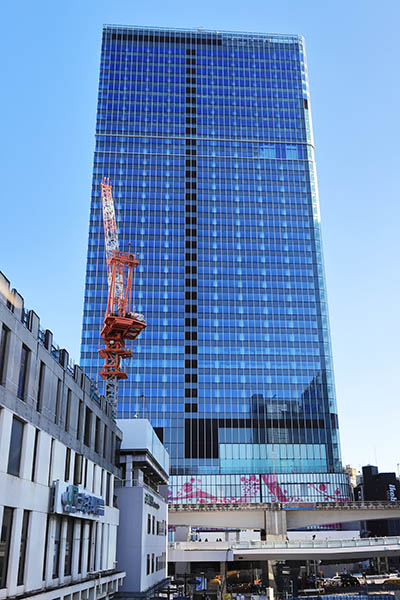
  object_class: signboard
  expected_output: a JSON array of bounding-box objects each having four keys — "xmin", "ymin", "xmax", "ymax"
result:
[
  {"xmin": 144, "ymin": 491, "xmax": 160, "ymax": 510},
  {"xmin": 50, "ymin": 481, "xmax": 105, "ymax": 519},
  {"xmin": 388, "ymin": 484, "xmax": 398, "ymax": 501}
]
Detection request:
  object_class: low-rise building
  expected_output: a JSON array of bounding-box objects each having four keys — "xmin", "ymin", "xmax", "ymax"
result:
[
  {"xmin": 0, "ymin": 272, "xmax": 125, "ymax": 599},
  {"xmin": 355, "ymin": 465, "xmax": 400, "ymax": 536},
  {"xmin": 116, "ymin": 419, "xmax": 169, "ymax": 599}
]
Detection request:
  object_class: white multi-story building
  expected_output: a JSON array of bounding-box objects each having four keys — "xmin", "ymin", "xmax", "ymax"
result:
[
  {"xmin": 116, "ymin": 419, "xmax": 169, "ymax": 598},
  {"xmin": 0, "ymin": 272, "xmax": 125, "ymax": 600}
]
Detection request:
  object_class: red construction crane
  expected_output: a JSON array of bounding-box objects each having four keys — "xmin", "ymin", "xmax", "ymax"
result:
[{"xmin": 98, "ymin": 177, "xmax": 146, "ymax": 418}]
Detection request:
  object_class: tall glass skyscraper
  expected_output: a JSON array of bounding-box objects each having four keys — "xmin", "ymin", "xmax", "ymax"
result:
[{"xmin": 81, "ymin": 25, "xmax": 349, "ymax": 503}]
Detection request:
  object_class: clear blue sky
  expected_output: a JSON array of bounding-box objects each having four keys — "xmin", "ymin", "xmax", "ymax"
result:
[{"xmin": 1, "ymin": 0, "xmax": 399, "ymax": 474}]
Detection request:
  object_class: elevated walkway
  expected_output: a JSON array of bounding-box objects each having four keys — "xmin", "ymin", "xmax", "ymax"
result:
[
  {"xmin": 168, "ymin": 536, "xmax": 400, "ymax": 562},
  {"xmin": 169, "ymin": 501, "xmax": 400, "ymax": 535}
]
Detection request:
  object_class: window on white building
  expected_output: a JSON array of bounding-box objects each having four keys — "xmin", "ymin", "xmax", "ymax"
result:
[
  {"xmin": 17, "ymin": 345, "xmax": 29, "ymax": 400},
  {"xmin": 7, "ymin": 416, "xmax": 24, "ymax": 477},
  {"xmin": 17, "ymin": 510, "xmax": 30, "ymax": 585},
  {"xmin": 36, "ymin": 361, "xmax": 45, "ymax": 412},
  {"xmin": 0, "ymin": 324, "xmax": 9, "ymax": 385},
  {"xmin": 65, "ymin": 448, "xmax": 71, "ymax": 482},
  {"xmin": 0, "ymin": 507, "xmax": 14, "ymax": 588},
  {"xmin": 52, "ymin": 518, "xmax": 62, "ymax": 578},
  {"xmin": 64, "ymin": 519, "xmax": 74, "ymax": 576},
  {"xmin": 31, "ymin": 429, "xmax": 40, "ymax": 481}
]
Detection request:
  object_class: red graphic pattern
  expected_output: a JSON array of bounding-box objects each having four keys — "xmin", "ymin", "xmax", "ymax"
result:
[{"xmin": 168, "ymin": 475, "xmax": 350, "ymax": 504}]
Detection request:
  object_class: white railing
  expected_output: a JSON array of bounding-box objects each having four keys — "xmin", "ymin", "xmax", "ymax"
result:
[
  {"xmin": 169, "ymin": 536, "xmax": 400, "ymax": 551},
  {"xmin": 234, "ymin": 536, "xmax": 400, "ymax": 549}
]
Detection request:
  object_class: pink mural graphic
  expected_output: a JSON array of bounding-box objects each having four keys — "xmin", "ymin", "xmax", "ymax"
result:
[
  {"xmin": 261, "ymin": 473, "xmax": 301, "ymax": 502},
  {"xmin": 168, "ymin": 474, "xmax": 350, "ymax": 504},
  {"xmin": 168, "ymin": 475, "xmax": 260, "ymax": 504}
]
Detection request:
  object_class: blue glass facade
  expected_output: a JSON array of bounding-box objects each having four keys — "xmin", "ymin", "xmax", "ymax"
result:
[{"xmin": 81, "ymin": 26, "xmax": 348, "ymax": 503}]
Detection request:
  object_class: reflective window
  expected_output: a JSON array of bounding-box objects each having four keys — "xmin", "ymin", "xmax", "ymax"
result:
[
  {"xmin": 7, "ymin": 417, "xmax": 24, "ymax": 477},
  {"xmin": 17, "ymin": 345, "xmax": 29, "ymax": 400},
  {"xmin": 0, "ymin": 507, "xmax": 13, "ymax": 588}
]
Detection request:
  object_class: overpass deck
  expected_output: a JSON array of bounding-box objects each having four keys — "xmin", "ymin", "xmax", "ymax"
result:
[
  {"xmin": 169, "ymin": 501, "xmax": 400, "ymax": 532},
  {"xmin": 168, "ymin": 536, "xmax": 400, "ymax": 562}
]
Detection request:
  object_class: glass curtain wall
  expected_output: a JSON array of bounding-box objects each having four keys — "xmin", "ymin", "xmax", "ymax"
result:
[{"xmin": 81, "ymin": 26, "xmax": 345, "ymax": 500}]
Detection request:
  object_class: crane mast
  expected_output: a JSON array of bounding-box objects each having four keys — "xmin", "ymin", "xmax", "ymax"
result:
[{"xmin": 98, "ymin": 178, "xmax": 146, "ymax": 419}]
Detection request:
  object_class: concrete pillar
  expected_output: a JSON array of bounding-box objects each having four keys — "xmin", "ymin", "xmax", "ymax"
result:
[
  {"xmin": 45, "ymin": 517, "xmax": 56, "ymax": 585},
  {"xmin": 11, "ymin": 289, "xmax": 24, "ymax": 321},
  {"xmin": 220, "ymin": 561, "xmax": 227, "ymax": 594},
  {"xmin": 20, "ymin": 423, "xmax": 35, "ymax": 481},
  {"xmin": 58, "ymin": 518, "xmax": 68, "ymax": 584},
  {"xmin": 86, "ymin": 461, "xmax": 93, "ymax": 493},
  {"xmin": 3, "ymin": 324, "xmax": 18, "ymax": 393},
  {"xmin": 36, "ymin": 431, "xmax": 51, "ymax": 486},
  {"xmin": 27, "ymin": 310, "xmax": 40, "ymax": 339},
  {"xmin": 74, "ymin": 364, "xmax": 83, "ymax": 385},
  {"xmin": 175, "ymin": 526, "xmax": 190, "ymax": 542},
  {"xmin": 126, "ymin": 455, "xmax": 133, "ymax": 486},
  {"xmin": 103, "ymin": 523, "xmax": 109, "ymax": 570},
  {"xmin": 109, "ymin": 524, "xmax": 117, "ymax": 569},
  {"xmin": 71, "ymin": 521, "xmax": 81, "ymax": 578},
  {"xmin": 25, "ymin": 511, "xmax": 47, "ymax": 591},
  {"xmin": 0, "ymin": 272, "xmax": 10, "ymax": 305},
  {"xmin": 81, "ymin": 522, "xmax": 90, "ymax": 578},
  {"xmin": 6, "ymin": 507, "xmax": 23, "ymax": 595},
  {"xmin": 44, "ymin": 329, "xmax": 53, "ymax": 351},
  {"xmin": 0, "ymin": 408, "xmax": 12, "ymax": 473},
  {"xmin": 100, "ymin": 523, "xmax": 106, "ymax": 571},
  {"xmin": 261, "ymin": 561, "xmax": 277, "ymax": 592},
  {"xmin": 264, "ymin": 508, "xmax": 287, "ymax": 541},
  {"xmin": 95, "ymin": 521, "xmax": 102, "ymax": 572},
  {"xmin": 110, "ymin": 474, "xmax": 115, "ymax": 506},
  {"xmin": 88, "ymin": 522, "xmax": 96, "ymax": 572},
  {"xmin": 58, "ymin": 349, "xmax": 69, "ymax": 368},
  {"xmin": 133, "ymin": 466, "xmax": 143, "ymax": 486}
]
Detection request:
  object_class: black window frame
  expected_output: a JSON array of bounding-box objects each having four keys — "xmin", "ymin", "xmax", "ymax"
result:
[
  {"xmin": 84, "ymin": 407, "xmax": 92, "ymax": 447},
  {"xmin": 65, "ymin": 388, "xmax": 71, "ymax": 432},
  {"xmin": 0, "ymin": 324, "xmax": 10, "ymax": 385},
  {"xmin": 17, "ymin": 510, "xmax": 30, "ymax": 585},
  {"xmin": 17, "ymin": 345, "xmax": 29, "ymax": 400},
  {"xmin": 7, "ymin": 416, "xmax": 24, "ymax": 477},
  {"xmin": 64, "ymin": 447, "xmax": 71, "ymax": 482},
  {"xmin": 64, "ymin": 518, "xmax": 74, "ymax": 576},
  {"xmin": 0, "ymin": 507, "xmax": 14, "ymax": 588},
  {"xmin": 31, "ymin": 428, "xmax": 40, "ymax": 481},
  {"xmin": 54, "ymin": 378, "xmax": 62, "ymax": 425},
  {"xmin": 36, "ymin": 361, "xmax": 45, "ymax": 412}
]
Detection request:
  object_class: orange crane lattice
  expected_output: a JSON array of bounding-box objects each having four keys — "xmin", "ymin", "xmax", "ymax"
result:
[{"xmin": 98, "ymin": 178, "xmax": 146, "ymax": 418}]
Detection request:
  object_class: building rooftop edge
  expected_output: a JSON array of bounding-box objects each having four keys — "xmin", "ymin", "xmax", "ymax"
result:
[
  {"xmin": 102, "ymin": 24, "xmax": 303, "ymax": 42},
  {"xmin": 0, "ymin": 270, "xmax": 116, "ymax": 425}
]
